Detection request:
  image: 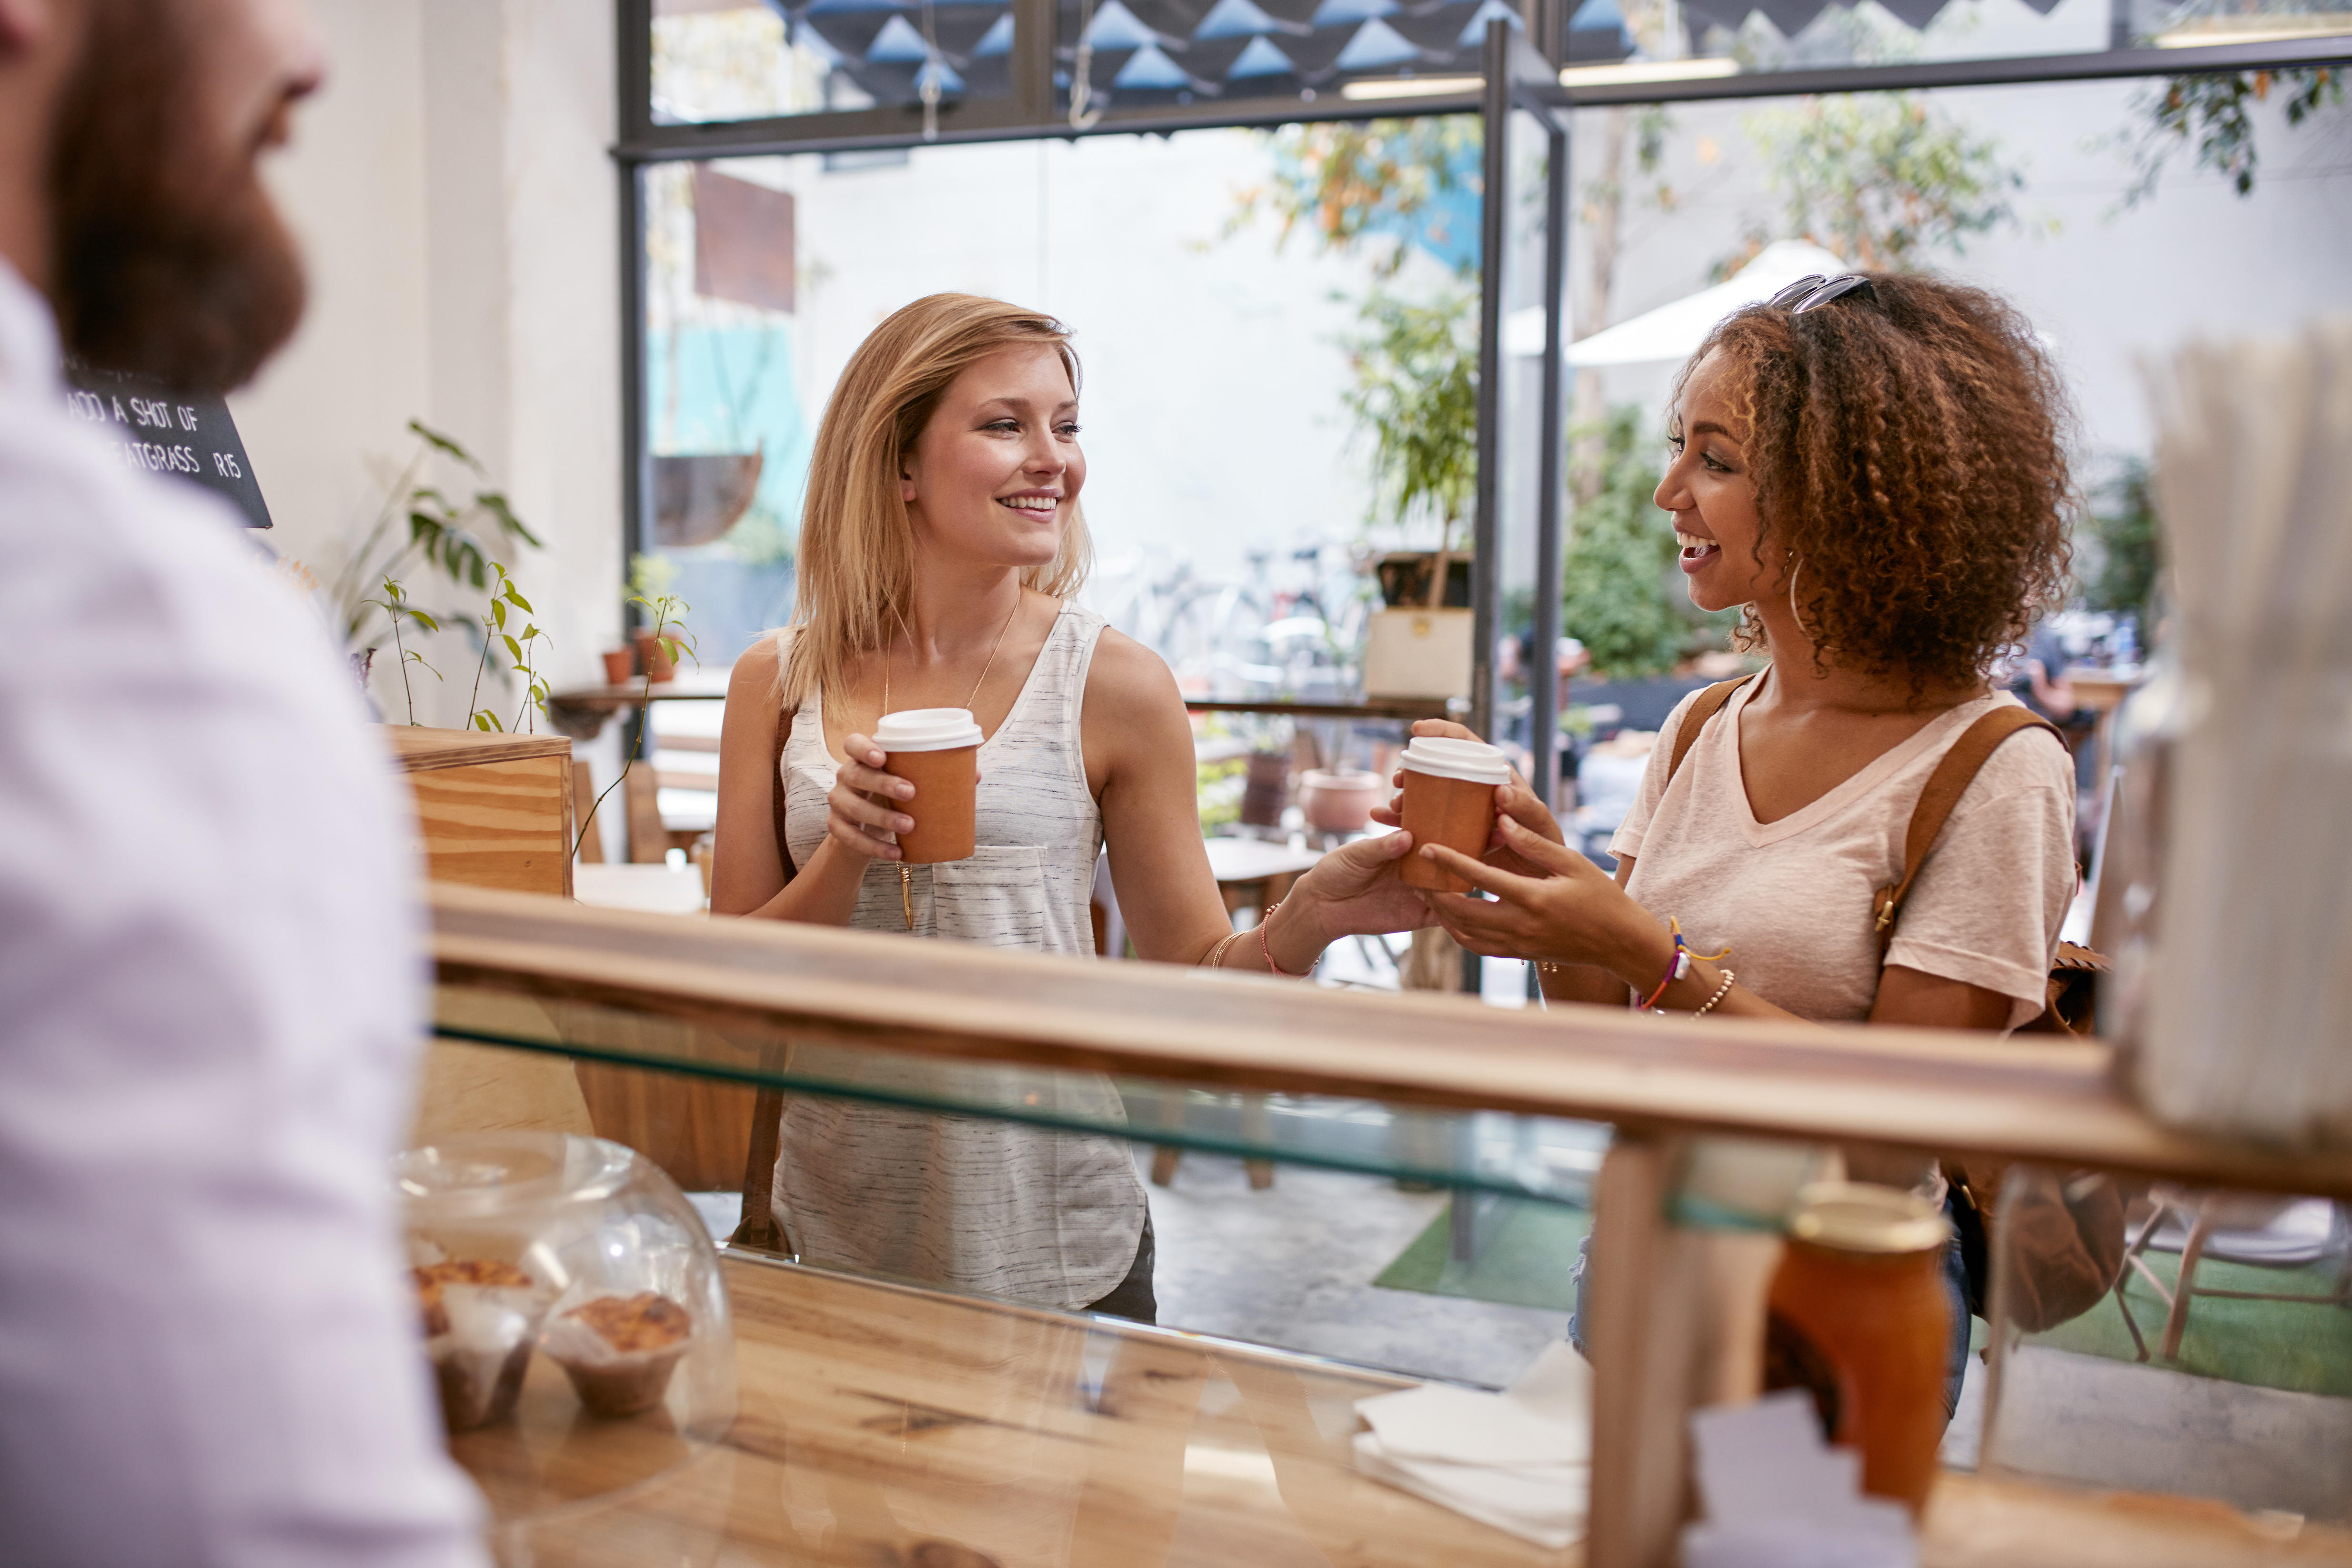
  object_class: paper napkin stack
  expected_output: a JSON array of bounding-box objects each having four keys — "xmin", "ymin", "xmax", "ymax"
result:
[
  {"xmin": 1681, "ymin": 1393, "xmax": 1916, "ymax": 1568},
  {"xmin": 1352, "ymin": 1341, "xmax": 1592, "ymax": 1549}
]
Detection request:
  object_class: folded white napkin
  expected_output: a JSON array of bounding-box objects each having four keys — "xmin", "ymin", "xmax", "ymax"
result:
[
  {"xmin": 1352, "ymin": 1341, "xmax": 1592, "ymax": 1549},
  {"xmin": 1681, "ymin": 1393, "xmax": 1916, "ymax": 1568}
]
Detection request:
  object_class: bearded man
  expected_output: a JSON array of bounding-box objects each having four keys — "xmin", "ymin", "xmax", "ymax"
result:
[{"xmin": 0, "ymin": 3, "xmax": 486, "ymax": 1563}]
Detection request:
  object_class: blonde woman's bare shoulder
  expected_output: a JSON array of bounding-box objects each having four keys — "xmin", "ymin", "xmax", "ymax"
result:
[
  {"xmin": 728, "ymin": 629, "xmax": 788, "ymax": 695},
  {"xmin": 1086, "ymin": 625, "xmax": 1183, "ymax": 705}
]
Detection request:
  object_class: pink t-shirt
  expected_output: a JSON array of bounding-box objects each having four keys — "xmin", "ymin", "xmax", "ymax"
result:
[{"xmin": 1610, "ymin": 674, "xmax": 2076, "ymax": 1029}]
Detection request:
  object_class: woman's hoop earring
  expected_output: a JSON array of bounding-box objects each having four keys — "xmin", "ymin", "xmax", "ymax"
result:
[{"xmin": 1787, "ymin": 557, "xmax": 1816, "ymax": 644}]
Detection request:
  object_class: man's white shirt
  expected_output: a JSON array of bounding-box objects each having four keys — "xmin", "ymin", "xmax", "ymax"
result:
[{"xmin": 0, "ymin": 262, "xmax": 486, "ymax": 1567}]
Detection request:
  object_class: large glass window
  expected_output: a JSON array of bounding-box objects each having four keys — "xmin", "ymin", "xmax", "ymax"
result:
[{"xmin": 641, "ymin": 122, "xmax": 1487, "ymax": 681}]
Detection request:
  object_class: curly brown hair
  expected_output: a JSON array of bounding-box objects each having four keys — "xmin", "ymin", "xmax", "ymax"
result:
[{"xmin": 1677, "ymin": 273, "xmax": 2074, "ymax": 691}]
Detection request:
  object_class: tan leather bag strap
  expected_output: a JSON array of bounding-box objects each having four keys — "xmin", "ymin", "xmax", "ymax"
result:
[
  {"xmin": 1664, "ymin": 675, "xmax": 1758, "ymax": 785},
  {"xmin": 1871, "ymin": 705, "xmax": 2062, "ymax": 959}
]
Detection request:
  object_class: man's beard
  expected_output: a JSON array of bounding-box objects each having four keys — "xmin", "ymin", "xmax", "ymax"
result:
[{"xmin": 45, "ymin": 0, "xmax": 306, "ymax": 394}]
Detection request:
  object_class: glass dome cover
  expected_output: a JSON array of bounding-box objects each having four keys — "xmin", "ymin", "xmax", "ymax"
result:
[{"xmin": 396, "ymin": 1132, "xmax": 736, "ymax": 1520}]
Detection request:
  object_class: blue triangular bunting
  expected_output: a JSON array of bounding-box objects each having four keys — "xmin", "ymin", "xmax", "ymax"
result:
[
  {"xmin": 1333, "ymin": 15, "xmax": 1420, "ymax": 67},
  {"xmin": 1083, "ymin": 0, "xmax": 1163, "ymax": 50},
  {"xmin": 1195, "ymin": 0, "xmax": 1281, "ymax": 38},
  {"xmin": 1226, "ymin": 33, "xmax": 1297, "ymax": 73},
  {"xmin": 1309, "ymin": 0, "xmax": 1398, "ymax": 26},
  {"xmin": 971, "ymin": 12, "xmax": 1015, "ymax": 53},
  {"xmin": 1113, "ymin": 40, "xmax": 1194, "ymax": 86},
  {"xmin": 1456, "ymin": 0, "xmax": 1524, "ymax": 45},
  {"xmin": 1569, "ymin": 0, "xmax": 1625, "ymax": 29},
  {"xmin": 865, "ymin": 14, "xmax": 931, "ymax": 60}
]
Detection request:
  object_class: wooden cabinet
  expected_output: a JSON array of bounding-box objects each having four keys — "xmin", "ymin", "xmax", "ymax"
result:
[
  {"xmin": 383, "ymin": 726, "xmax": 574, "ymax": 896},
  {"xmin": 386, "ymin": 727, "xmax": 593, "ymax": 1142}
]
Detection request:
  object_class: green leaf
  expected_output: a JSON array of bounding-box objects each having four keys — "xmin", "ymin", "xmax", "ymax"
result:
[
  {"xmin": 408, "ymin": 608, "xmax": 441, "ymax": 633},
  {"xmin": 503, "ymin": 583, "xmax": 533, "ymax": 613},
  {"xmin": 502, "ymin": 634, "xmax": 524, "ymax": 663},
  {"xmin": 409, "ymin": 419, "xmax": 485, "ymax": 474},
  {"xmin": 490, "ymin": 599, "xmax": 507, "ymax": 631},
  {"xmin": 474, "ymin": 492, "xmax": 544, "ymax": 549}
]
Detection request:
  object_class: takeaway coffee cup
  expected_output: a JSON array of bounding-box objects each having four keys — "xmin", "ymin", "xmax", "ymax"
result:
[
  {"xmin": 874, "ymin": 707, "xmax": 983, "ymax": 864},
  {"xmin": 1397, "ymin": 736, "xmax": 1511, "ymax": 893}
]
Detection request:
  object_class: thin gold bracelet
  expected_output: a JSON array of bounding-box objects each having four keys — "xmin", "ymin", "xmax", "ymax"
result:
[{"xmin": 1690, "ymin": 967, "xmax": 1737, "ymax": 1017}]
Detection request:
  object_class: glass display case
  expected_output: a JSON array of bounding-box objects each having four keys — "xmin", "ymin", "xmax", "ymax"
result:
[{"xmin": 424, "ymin": 883, "xmax": 2352, "ymax": 1567}]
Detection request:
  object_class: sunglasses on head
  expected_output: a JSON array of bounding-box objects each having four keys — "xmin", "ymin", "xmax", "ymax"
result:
[{"xmin": 1767, "ymin": 273, "xmax": 1877, "ymax": 314}]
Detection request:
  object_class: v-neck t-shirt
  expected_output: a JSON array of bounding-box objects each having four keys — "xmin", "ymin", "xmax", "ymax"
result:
[{"xmin": 1609, "ymin": 674, "xmax": 2076, "ymax": 1029}]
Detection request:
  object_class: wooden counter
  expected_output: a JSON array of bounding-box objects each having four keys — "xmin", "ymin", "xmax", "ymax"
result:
[
  {"xmin": 428, "ymin": 885, "xmax": 2352, "ymax": 1200},
  {"xmin": 462, "ymin": 1253, "xmax": 2352, "ymax": 1568}
]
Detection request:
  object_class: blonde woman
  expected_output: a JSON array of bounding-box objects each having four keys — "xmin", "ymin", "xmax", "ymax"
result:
[{"xmin": 711, "ymin": 294, "xmax": 1427, "ymax": 1319}]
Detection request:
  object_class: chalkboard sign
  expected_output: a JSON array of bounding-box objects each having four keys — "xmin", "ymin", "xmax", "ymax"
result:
[{"xmin": 58, "ymin": 359, "xmax": 272, "ymax": 528}]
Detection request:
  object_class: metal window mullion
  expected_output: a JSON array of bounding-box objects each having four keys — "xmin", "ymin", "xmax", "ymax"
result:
[
  {"xmin": 1530, "ymin": 122, "xmax": 1567, "ymax": 817},
  {"xmin": 1471, "ymin": 17, "xmax": 1512, "ymax": 750}
]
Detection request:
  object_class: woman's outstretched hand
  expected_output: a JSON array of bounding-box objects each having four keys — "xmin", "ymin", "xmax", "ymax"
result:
[
  {"xmin": 1286, "ymin": 829, "xmax": 1436, "ymax": 941},
  {"xmin": 1417, "ymin": 814, "xmax": 1650, "ymax": 974}
]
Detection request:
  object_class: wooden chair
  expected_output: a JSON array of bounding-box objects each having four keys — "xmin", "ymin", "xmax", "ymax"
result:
[{"xmin": 2115, "ymin": 1188, "xmax": 2352, "ymax": 1362}]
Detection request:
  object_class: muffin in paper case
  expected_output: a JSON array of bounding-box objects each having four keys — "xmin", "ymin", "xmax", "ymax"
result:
[
  {"xmin": 414, "ymin": 1260, "xmax": 553, "ymax": 1432},
  {"xmin": 541, "ymin": 1291, "xmax": 694, "ymax": 1417}
]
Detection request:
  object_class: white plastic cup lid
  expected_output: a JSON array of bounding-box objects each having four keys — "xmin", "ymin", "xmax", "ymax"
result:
[
  {"xmin": 874, "ymin": 706, "xmax": 983, "ymax": 752},
  {"xmin": 1399, "ymin": 736, "xmax": 1511, "ymax": 786}
]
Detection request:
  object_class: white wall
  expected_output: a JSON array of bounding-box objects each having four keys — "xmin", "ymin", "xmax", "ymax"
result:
[{"xmin": 231, "ymin": 0, "xmax": 623, "ymax": 733}]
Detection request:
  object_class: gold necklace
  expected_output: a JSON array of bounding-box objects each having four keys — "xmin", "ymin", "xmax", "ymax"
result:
[{"xmin": 880, "ymin": 591, "xmax": 1024, "ymax": 927}]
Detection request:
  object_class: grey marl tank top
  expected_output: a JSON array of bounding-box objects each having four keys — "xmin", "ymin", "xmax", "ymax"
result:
[{"xmin": 769, "ymin": 602, "xmax": 1148, "ymax": 1310}]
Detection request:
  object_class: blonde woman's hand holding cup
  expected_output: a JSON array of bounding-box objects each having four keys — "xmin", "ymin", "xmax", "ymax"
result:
[{"xmin": 826, "ymin": 732, "xmax": 915, "ymax": 862}]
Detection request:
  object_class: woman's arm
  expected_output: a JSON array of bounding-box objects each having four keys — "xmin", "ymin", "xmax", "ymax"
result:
[
  {"xmin": 1082, "ymin": 633, "xmax": 1431, "ymax": 972},
  {"xmin": 1081, "ymin": 633, "xmax": 1261, "ymax": 966},
  {"xmin": 707, "ymin": 639, "xmax": 901, "ymax": 926},
  {"xmin": 1422, "ymin": 819, "xmax": 2014, "ymax": 1030}
]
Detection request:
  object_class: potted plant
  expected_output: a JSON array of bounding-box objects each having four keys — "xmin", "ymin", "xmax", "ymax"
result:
[{"xmin": 1342, "ymin": 288, "xmax": 1478, "ymax": 701}]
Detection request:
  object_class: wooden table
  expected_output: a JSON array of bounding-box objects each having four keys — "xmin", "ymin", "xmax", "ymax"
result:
[
  {"xmin": 544, "ymin": 677, "xmax": 726, "ymax": 742},
  {"xmin": 460, "ymin": 1253, "xmax": 2352, "ymax": 1568}
]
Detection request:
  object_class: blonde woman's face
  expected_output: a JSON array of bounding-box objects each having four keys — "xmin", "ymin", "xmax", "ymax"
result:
[
  {"xmin": 1656, "ymin": 349, "xmax": 1778, "ymax": 614},
  {"xmin": 902, "ymin": 343, "xmax": 1084, "ymax": 569}
]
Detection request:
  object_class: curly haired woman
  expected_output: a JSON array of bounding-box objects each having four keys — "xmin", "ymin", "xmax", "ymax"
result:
[
  {"xmin": 1403, "ymin": 273, "xmax": 2080, "ymax": 1404},
  {"xmin": 1419, "ymin": 271, "xmax": 2074, "ymax": 1034}
]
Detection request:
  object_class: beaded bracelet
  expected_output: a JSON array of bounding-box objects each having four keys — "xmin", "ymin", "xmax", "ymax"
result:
[
  {"xmin": 1638, "ymin": 918, "xmax": 1730, "ymax": 1013},
  {"xmin": 1258, "ymin": 897, "xmax": 1306, "ymax": 978},
  {"xmin": 1691, "ymin": 968, "xmax": 1738, "ymax": 1017}
]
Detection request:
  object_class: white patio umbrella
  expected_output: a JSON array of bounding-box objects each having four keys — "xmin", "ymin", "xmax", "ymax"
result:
[{"xmin": 1505, "ymin": 240, "xmax": 1849, "ymax": 365}]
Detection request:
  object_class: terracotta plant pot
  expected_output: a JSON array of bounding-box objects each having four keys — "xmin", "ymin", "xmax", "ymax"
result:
[
  {"xmin": 632, "ymin": 629, "xmax": 677, "ymax": 683},
  {"xmin": 1238, "ymin": 751, "xmax": 1291, "ymax": 830},
  {"xmin": 602, "ymin": 649, "xmax": 635, "ymax": 686},
  {"xmin": 1299, "ymin": 769, "xmax": 1385, "ymax": 834}
]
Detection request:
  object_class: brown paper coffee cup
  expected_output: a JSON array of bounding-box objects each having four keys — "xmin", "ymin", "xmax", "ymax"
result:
[
  {"xmin": 885, "ymin": 744, "xmax": 977, "ymax": 863},
  {"xmin": 1399, "ymin": 770, "xmax": 1498, "ymax": 893}
]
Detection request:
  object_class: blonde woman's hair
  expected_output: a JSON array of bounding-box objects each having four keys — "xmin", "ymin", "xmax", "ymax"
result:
[{"xmin": 776, "ymin": 293, "xmax": 1092, "ymax": 709}]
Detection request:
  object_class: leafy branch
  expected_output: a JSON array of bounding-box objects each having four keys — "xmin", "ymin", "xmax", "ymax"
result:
[
  {"xmin": 1720, "ymin": 92, "xmax": 2023, "ymax": 276},
  {"xmin": 364, "ymin": 576, "xmax": 442, "ymax": 725},
  {"xmin": 1228, "ymin": 118, "xmax": 1482, "ymax": 280},
  {"xmin": 332, "ymin": 419, "xmax": 543, "ymax": 655},
  {"xmin": 463, "ymin": 564, "xmax": 549, "ymax": 734},
  {"xmin": 1340, "ymin": 288, "xmax": 1479, "ymax": 552},
  {"xmin": 574, "ymin": 562, "xmax": 699, "ymax": 859},
  {"xmin": 2110, "ymin": 68, "xmax": 2344, "ymax": 207}
]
